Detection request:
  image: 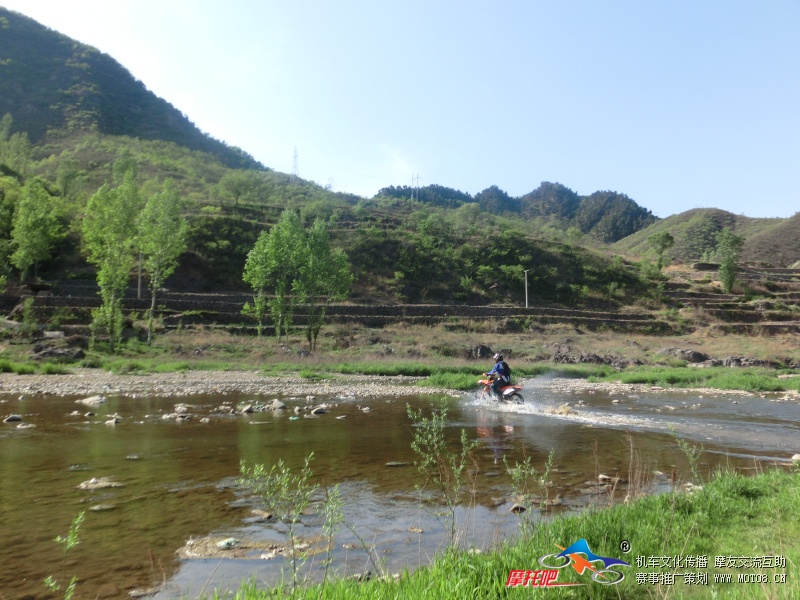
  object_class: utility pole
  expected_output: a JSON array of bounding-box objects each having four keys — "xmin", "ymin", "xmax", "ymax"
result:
[{"xmin": 524, "ymin": 269, "xmax": 529, "ymax": 308}]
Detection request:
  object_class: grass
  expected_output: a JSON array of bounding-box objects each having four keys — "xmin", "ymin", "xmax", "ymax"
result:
[
  {"xmin": 206, "ymin": 468, "xmax": 799, "ymax": 599},
  {"xmin": 592, "ymin": 366, "xmax": 800, "ymax": 392},
  {"xmin": 0, "ymin": 358, "xmax": 65, "ymax": 374}
]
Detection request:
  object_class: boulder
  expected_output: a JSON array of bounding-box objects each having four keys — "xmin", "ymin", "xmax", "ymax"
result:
[{"xmin": 77, "ymin": 395, "xmax": 107, "ymax": 406}]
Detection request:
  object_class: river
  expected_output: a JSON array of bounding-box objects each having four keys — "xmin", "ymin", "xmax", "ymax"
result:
[{"xmin": 1, "ymin": 376, "xmax": 797, "ymax": 599}]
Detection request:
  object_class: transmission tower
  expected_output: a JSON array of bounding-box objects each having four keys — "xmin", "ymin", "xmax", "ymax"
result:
[{"xmin": 292, "ymin": 147, "xmax": 299, "ymax": 177}]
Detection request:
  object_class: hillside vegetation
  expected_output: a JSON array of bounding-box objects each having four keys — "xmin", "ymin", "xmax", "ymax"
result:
[
  {"xmin": 612, "ymin": 208, "xmax": 800, "ymax": 267},
  {"xmin": 0, "ymin": 6, "xmax": 662, "ymax": 307},
  {"xmin": 0, "ymin": 6, "xmax": 798, "ymax": 353}
]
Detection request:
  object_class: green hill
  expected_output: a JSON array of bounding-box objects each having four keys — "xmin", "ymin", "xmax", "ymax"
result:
[
  {"xmin": 0, "ymin": 7, "xmax": 261, "ymax": 170},
  {"xmin": 611, "ymin": 208, "xmax": 799, "ymax": 267},
  {"xmin": 0, "ymin": 7, "xmax": 680, "ymax": 309}
]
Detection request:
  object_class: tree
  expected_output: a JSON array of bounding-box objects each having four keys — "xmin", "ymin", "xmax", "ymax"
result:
[
  {"xmin": 0, "ymin": 131, "xmax": 32, "ymax": 174},
  {"xmin": 137, "ymin": 180, "xmax": 188, "ymax": 344},
  {"xmin": 242, "ymin": 210, "xmax": 304, "ymax": 340},
  {"xmin": 10, "ymin": 179, "xmax": 63, "ymax": 280},
  {"xmin": 82, "ymin": 169, "xmax": 140, "ymax": 351},
  {"xmin": 216, "ymin": 170, "xmax": 265, "ymax": 209},
  {"xmin": 296, "ymin": 219, "xmax": 352, "ymax": 351},
  {"xmin": 647, "ymin": 231, "xmax": 675, "ymax": 272},
  {"xmin": 716, "ymin": 228, "xmax": 744, "ymax": 293}
]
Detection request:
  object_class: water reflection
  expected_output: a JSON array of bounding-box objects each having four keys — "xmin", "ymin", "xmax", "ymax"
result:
[{"xmin": 0, "ymin": 381, "xmax": 796, "ymax": 599}]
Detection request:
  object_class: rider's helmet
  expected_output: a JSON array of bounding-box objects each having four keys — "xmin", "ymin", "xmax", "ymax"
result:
[{"xmin": 493, "ymin": 353, "xmax": 503, "ymax": 362}]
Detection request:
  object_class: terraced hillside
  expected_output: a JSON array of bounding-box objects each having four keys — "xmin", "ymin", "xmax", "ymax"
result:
[
  {"xmin": 4, "ymin": 264, "xmax": 797, "ymax": 343},
  {"xmin": 662, "ymin": 264, "xmax": 800, "ymax": 335},
  {"xmin": 3, "ymin": 281, "xmax": 678, "ymax": 337}
]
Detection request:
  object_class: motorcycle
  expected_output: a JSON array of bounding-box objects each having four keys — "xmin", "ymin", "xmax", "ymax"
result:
[{"xmin": 478, "ymin": 375, "xmax": 524, "ymax": 404}]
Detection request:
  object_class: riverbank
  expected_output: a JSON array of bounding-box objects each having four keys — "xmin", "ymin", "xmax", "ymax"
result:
[
  {"xmin": 208, "ymin": 468, "xmax": 798, "ymax": 599},
  {"xmin": 1, "ymin": 364, "xmax": 798, "ymax": 401},
  {"xmin": 0, "ymin": 369, "xmax": 454, "ymax": 398}
]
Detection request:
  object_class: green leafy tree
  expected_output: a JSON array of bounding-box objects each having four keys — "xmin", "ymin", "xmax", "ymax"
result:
[
  {"xmin": 137, "ymin": 179, "xmax": 188, "ymax": 344},
  {"xmin": 647, "ymin": 231, "xmax": 675, "ymax": 272},
  {"xmin": 296, "ymin": 218, "xmax": 352, "ymax": 351},
  {"xmin": 10, "ymin": 179, "xmax": 63, "ymax": 280},
  {"xmin": 0, "ymin": 131, "xmax": 32, "ymax": 174},
  {"xmin": 0, "ymin": 113, "xmax": 12, "ymax": 143},
  {"xmin": 242, "ymin": 210, "xmax": 304, "ymax": 340},
  {"xmin": 0, "ymin": 174, "xmax": 21, "ymax": 280},
  {"xmin": 216, "ymin": 169, "xmax": 265, "ymax": 209},
  {"xmin": 82, "ymin": 170, "xmax": 140, "ymax": 351},
  {"xmin": 716, "ymin": 228, "xmax": 745, "ymax": 293}
]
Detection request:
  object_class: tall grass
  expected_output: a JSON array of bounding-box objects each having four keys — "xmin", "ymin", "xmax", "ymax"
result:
[{"xmin": 207, "ymin": 469, "xmax": 798, "ymax": 599}]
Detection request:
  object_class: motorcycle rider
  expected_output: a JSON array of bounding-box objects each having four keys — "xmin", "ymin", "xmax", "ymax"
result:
[{"xmin": 484, "ymin": 353, "xmax": 511, "ymax": 400}]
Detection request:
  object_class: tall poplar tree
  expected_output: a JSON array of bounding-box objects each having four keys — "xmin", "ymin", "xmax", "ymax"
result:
[
  {"xmin": 10, "ymin": 179, "xmax": 63, "ymax": 280},
  {"xmin": 137, "ymin": 180, "xmax": 188, "ymax": 344},
  {"xmin": 82, "ymin": 169, "xmax": 140, "ymax": 351},
  {"xmin": 243, "ymin": 210, "xmax": 304, "ymax": 340},
  {"xmin": 296, "ymin": 218, "xmax": 352, "ymax": 351}
]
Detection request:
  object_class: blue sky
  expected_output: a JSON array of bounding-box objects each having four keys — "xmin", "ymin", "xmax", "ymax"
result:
[{"xmin": 3, "ymin": 1, "xmax": 799, "ymax": 218}]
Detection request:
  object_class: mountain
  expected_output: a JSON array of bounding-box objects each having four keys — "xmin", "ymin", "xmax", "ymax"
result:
[
  {"xmin": 0, "ymin": 7, "xmax": 663, "ymax": 306},
  {"xmin": 376, "ymin": 181, "xmax": 657, "ymax": 243},
  {"xmin": 0, "ymin": 7, "xmax": 262, "ymax": 170}
]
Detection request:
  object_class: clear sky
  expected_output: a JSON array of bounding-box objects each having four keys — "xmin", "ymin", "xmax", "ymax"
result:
[{"xmin": 3, "ymin": 1, "xmax": 799, "ymax": 218}]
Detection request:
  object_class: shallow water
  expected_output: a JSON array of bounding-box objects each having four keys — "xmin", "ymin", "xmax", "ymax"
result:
[{"xmin": 0, "ymin": 378, "xmax": 797, "ymax": 599}]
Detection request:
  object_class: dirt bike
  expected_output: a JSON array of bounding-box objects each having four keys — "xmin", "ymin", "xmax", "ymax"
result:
[{"xmin": 478, "ymin": 375, "xmax": 524, "ymax": 404}]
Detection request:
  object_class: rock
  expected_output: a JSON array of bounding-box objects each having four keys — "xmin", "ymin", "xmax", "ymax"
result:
[
  {"xmin": 240, "ymin": 404, "xmax": 254, "ymax": 414},
  {"xmin": 465, "ymin": 344, "xmax": 493, "ymax": 360},
  {"xmin": 791, "ymin": 454, "xmax": 800, "ymax": 462},
  {"xmin": 89, "ymin": 504, "xmax": 116, "ymax": 512},
  {"xmin": 78, "ymin": 476, "xmax": 123, "ymax": 490},
  {"xmin": 510, "ymin": 503, "xmax": 527, "ymax": 513},
  {"xmin": 271, "ymin": 400, "xmax": 286, "ymax": 410},
  {"xmin": 723, "ymin": 356, "xmax": 780, "ymax": 368},
  {"xmin": 16, "ymin": 423, "xmax": 36, "ymax": 429},
  {"xmin": 78, "ymin": 395, "xmax": 107, "ymax": 406},
  {"xmin": 311, "ymin": 406, "xmax": 327, "ymax": 415},
  {"xmin": 657, "ymin": 348, "xmax": 710, "ymax": 363},
  {"xmin": 199, "ymin": 417, "xmax": 210, "ymax": 424},
  {"xmin": 30, "ymin": 346, "xmax": 85, "ymax": 362},
  {"xmin": 3, "ymin": 414, "xmax": 22, "ymax": 423},
  {"xmin": 542, "ymin": 494, "xmax": 563, "ymax": 507},
  {"xmin": 216, "ymin": 538, "xmax": 240, "ymax": 550}
]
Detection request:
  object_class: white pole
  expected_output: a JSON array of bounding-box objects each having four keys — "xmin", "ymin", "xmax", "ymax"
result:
[{"xmin": 524, "ymin": 269, "xmax": 529, "ymax": 308}]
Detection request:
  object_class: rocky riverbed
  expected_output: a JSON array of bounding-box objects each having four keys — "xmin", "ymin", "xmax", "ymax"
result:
[
  {"xmin": 0, "ymin": 369, "xmax": 456, "ymax": 399},
  {"xmin": 1, "ymin": 368, "xmax": 797, "ymax": 402}
]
